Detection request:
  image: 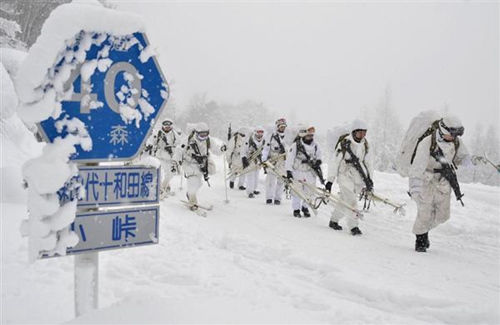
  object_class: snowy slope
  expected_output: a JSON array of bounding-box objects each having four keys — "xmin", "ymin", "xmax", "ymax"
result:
[{"xmin": 2, "ymin": 151, "xmax": 499, "ymax": 324}]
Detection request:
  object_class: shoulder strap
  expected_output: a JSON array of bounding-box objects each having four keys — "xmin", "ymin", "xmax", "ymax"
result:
[
  {"xmin": 273, "ymin": 133, "xmax": 285, "ymax": 153},
  {"xmin": 410, "ymin": 120, "xmax": 440, "ymax": 165},
  {"xmin": 296, "ymin": 139, "xmax": 312, "ymax": 162}
]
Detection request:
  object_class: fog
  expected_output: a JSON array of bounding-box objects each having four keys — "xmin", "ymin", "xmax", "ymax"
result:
[{"xmin": 115, "ymin": 1, "xmax": 499, "ymax": 131}]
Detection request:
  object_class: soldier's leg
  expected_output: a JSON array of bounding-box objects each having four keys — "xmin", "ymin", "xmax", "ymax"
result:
[
  {"xmin": 246, "ymin": 170, "xmax": 257, "ymax": 195},
  {"xmin": 412, "ymin": 185, "xmax": 435, "ymax": 235},
  {"xmin": 163, "ymin": 161, "xmax": 175, "ymax": 191},
  {"xmin": 186, "ymin": 175, "xmax": 202, "ymax": 205},
  {"xmin": 274, "ymin": 178, "xmax": 284, "ymax": 202},
  {"xmin": 432, "ymin": 189, "xmax": 452, "ymax": 229},
  {"xmin": 265, "ymin": 173, "xmax": 276, "ymax": 201},
  {"xmin": 343, "ymin": 187, "xmax": 361, "ymax": 230},
  {"xmin": 237, "ymin": 174, "xmax": 246, "ymax": 188},
  {"xmin": 330, "ymin": 182, "xmax": 352, "ymax": 224}
]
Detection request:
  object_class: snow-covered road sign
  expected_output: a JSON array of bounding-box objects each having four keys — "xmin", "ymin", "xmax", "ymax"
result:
[
  {"xmin": 41, "ymin": 206, "xmax": 159, "ymax": 257},
  {"xmin": 58, "ymin": 165, "xmax": 160, "ymax": 208},
  {"xmin": 38, "ymin": 32, "xmax": 169, "ymax": 162}
]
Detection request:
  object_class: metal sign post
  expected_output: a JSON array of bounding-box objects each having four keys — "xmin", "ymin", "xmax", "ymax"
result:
[{"xmin": 74, "ymin": 252, "xmax": 99, "ymax": 317}]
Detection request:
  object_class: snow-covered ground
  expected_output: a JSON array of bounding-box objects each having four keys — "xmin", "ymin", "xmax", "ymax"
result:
[{"xmin": 2, "ymin": 146, "xmax": 499, "ymax": 323}]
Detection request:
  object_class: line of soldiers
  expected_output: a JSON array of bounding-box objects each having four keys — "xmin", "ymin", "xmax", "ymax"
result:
[{"xmin": 144, "ymin": 114, "xmax": 489, "ymax": 253}]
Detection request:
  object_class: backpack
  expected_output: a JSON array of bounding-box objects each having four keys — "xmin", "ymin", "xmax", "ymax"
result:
[{"xmin": 396, "ymin": 110, "xmax": 459, "ymax": 177}]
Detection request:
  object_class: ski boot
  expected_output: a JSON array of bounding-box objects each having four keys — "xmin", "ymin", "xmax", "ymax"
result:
[
  {"xmin": 274, "ymin": 200, "xmax": 281, "ymax": 205},
  {"xmin": 415, "ymin": 234, "xmax": 427, "ymax": 252},
  {"xmin": 229, "ymin": 181, "xmax": 234, "ymax": 189},
  {"xmin": 329, "ymin": 221, "xmax": 343, "ymax": 231},
  {"xmin": 239, "ymin": 186, "xmax": 246, "ymax": 190},
  {"xmin": 424, "ymin": 232, "xmax": 430, "ymax": 249},
  {"xmin": 350, "ymin": 227, "xmax": 362, "ymax": 236},
  {"xmin": 248, "ymin": 193, "xmax": 255, "ymax": 198},
  {"xmin": 253, "ymin": 190, "xmax": 260, "ymax": 195},
  {"xmin": 293, "ymin": 210, "xmax": 302, "ymax": 218},
  {"xmin": 301, "ymin": 207, "xmax": 311, "ymax": 218},
  {"xmin": 266, "ymin": 199, "xmax": 273, "ymax": 204}
]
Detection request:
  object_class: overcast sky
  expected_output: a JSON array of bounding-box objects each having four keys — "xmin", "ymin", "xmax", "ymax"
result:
[{"xmin": 115, "ymin": 1, "xmax": 498, "ymax": 131}]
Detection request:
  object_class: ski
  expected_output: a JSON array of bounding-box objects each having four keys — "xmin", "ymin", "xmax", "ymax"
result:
[
  {"xmin": 180, "ymin": 200, "xmax": 210, "ymax": 217},
  {"xmin": 262, "ymin": 161, "xmax": 319, "ymax": 216},
  {"xmin": 300, "ymin": 182, "xmax": 364, "ymax": 219},
  {"xmin": 226, "ymin": 147, "xmax": 267, "ymax": 179},
  {"xmin": 180, "ymin": 200, "xmax": 213, "ymax": 211},
  {"xmin": 484, "ymin": 153, "xmax": 500, "ymax": 173},
  {"xmin": 366, "ymin": 192, "xmax": 406, "ymax": 216}
]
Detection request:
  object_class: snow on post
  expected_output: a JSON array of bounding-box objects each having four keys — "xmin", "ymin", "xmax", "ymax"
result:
[{"xmin": 16, "ymin": 1, "xmax": 148, "ymax": 261}]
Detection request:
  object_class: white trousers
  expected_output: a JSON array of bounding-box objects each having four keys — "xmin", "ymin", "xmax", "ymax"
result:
[
  {"xmin": 229, "ymin": 174, "xmax": 246, "ymax": 187},
  {"xmin": 265, "ymin": 172, "xmax": 284, "ymax": 201},
  {"xmin": 246, "ymin": 169, "xmax": 260, "ymax": 195},
  {"xmin": 186, "ymin": 174, "xmax": 203, "ymax": 205},
  {"xmin": 291, "ymin": 171, "xmax": 316, "ymax": 211},
  {"xmin": 160, "ymin": 160, "xmax": 176, "ymax": 192},
  {"xmin": 412, "ymin": 181, "xmax": 451, "ymax": 235},
  {"xmin": 330, "ymin": 181, "xmax": 360, "ymax": 230}
]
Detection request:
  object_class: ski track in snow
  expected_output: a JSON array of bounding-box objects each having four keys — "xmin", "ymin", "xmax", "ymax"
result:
[{"xmin": 2, "ymin": 157, "xmax": 499, "ymax": 324}]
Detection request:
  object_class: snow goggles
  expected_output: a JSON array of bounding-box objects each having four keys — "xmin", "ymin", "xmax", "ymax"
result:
[
  {"xmin": 198, "ymin": 131, "xmax": 210, "ymax": 138},
  {"xmin": 162, "ymin": 120, "xmax": 173, "ymax": 126},
  {"xmin": 275, "ymin": 118, "xmax": 287, "ymax": 127},
  {"xmin": 446, "ymin": 126, "xmax": 464, "ymax": 137},
  {"xmin": 255, "ymin": 129, "xmax": 265, "ymax": 135}
]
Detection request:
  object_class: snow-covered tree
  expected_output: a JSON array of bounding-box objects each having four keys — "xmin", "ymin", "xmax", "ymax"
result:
[
  {"xmin": 361, "ymin": 85, "xmax": 403, "ymax": 172},
  {"xmin": 0, "ymin": 0, "xmax": 70, "ymax": 48}
]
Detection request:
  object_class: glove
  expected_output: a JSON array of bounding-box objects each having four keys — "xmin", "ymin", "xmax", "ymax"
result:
[
  {"xmin": 314, "ymin": 159, "xmax": 322, "ymax": 169},
  {"xmin": 220, "ymin": 144, "xmax": 227, "ymax": 152},
  {"xmin": 263, "ymin": 166, "xmax": 268, "ymax": 174},
  {"xmin": 242, "ymin": 157, "xmax": 249, "ymax": 169},
  {"xmin": 286, "ymin": 170, "xmax": 293, "ymax": 180},
  {"xmin": 325, "ymin": 181, "xmax": 332, "ymax": 193}
]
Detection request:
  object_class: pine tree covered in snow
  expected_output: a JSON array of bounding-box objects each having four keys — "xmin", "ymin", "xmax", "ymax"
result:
[
  {"xmin": 360, "ymin": 85, "xmax": 403, "ymax": 172},
  {"xmin": 0, "ymin": 0, "xmax": 69, "ymax": 48}
]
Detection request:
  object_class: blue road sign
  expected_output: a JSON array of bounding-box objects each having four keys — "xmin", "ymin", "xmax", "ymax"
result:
[
  {"xmin": 40, "ymin": 206, "xmax": 159, "ymax": 257},
  {"xmin": 38, "ymin": 32, "xmax": 169, "ymax": 162},
  {"xmin": 58, "ymin": 165, "xmax": 160, "ymax": 208}
]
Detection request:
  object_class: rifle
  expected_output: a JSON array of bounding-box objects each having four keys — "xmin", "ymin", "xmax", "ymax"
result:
[
  {"xmin": 431, "ymin": 148, "xmax": 464, "ymax": 206},
  {"xmin": 190, "ymin": 142, "xmax": 210, "ymax": 187},
  {"xmin": 296, "ymin": 140, "xmax": 325, "ymax": 185},
  {"xmin": 341, "ymin": 139, "xmax": 373, "ymax": 191}
]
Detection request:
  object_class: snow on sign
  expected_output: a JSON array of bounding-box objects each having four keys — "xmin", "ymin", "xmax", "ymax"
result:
[
  {"xmin": 41, "ymin": 206, "xmax": 159, "ymax": 257},
  {"xmin": 38, "ymin": 32, "xmax": 169, "ymax": 162},
  {"xmin": 58, "ymin": 165, "xmax": 160, "ymax": 208}
]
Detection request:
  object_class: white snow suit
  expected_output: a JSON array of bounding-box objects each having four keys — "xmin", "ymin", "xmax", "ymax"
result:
[
  {"xmin": 154, "ymin": 128, "xmax": 180, "ymax": 194},
  {"xmin": 409, "ymin": 130, "xmax": 469, "ymax": 235},
  {"xmin": 241, "ymin": 134, "xmax": 265, "ymax": 196},
  {"xmin": 328, "ymin": 134, "xmax": 373, "ymax": 229},
  {"xmin": 174, "ymin": 134, "xmax": 224, "ymax": 205},
  {"xmin": 227, "ymin": 132, "xmax": 246, "ymax": 188},
  {"xmin": 286, "ymin": 138, "xmax": 322, "ymax": 211},
  {"xmin": 262, "ymin": 130, "xmax": 287, "ymax": 202}
]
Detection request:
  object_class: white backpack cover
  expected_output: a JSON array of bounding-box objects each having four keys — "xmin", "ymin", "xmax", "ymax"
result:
[
  {"xmin": 326, "ymin": 125, "xmax": 350, "ymax": 160},
  {"xmin": 396, "ymin": 110, "xmax": 441, "ymax": 177}
]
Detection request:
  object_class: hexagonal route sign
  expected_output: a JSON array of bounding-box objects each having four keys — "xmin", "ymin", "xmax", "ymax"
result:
[{"xmin": 38, "ymin": 32, "xmax": 168, "ymax": 162}]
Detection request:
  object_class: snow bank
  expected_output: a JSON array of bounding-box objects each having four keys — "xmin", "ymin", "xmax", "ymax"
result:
[
  {"xmin": 0, "ymin": 47, "xmax": 27, "ymax": 76},
  {"xmin": 1, "ymin": 62, "xmax": 18, "ymax": 119}
]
